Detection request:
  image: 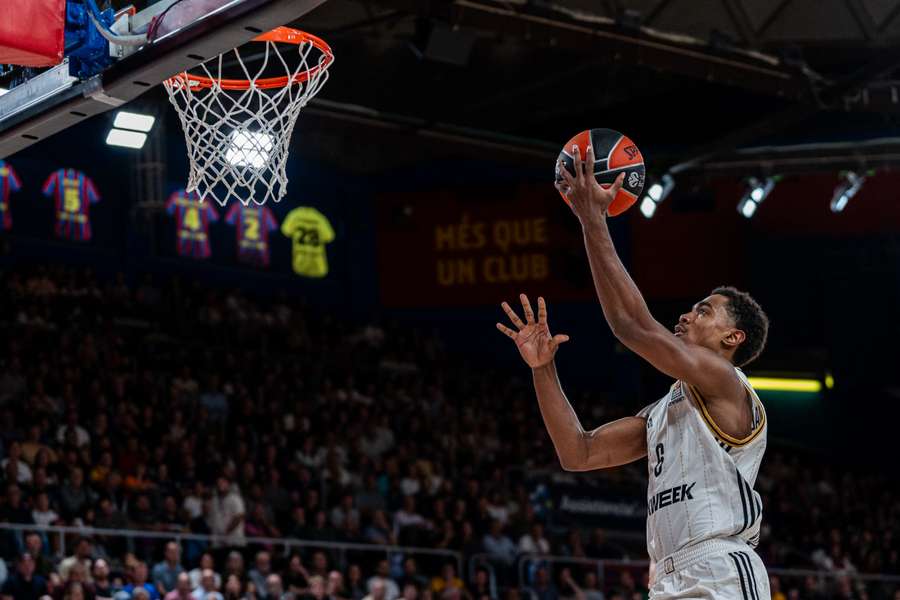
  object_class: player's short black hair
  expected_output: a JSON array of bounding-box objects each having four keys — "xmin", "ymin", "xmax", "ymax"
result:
[{"xmin": 711, "ymin": 286, "xmax": 769, "ymax": 367}]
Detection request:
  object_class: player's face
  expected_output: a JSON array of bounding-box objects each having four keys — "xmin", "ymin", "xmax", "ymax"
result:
[{"xmin": 675, "ymin": 294, "xmax": 736, "ymax": 350}]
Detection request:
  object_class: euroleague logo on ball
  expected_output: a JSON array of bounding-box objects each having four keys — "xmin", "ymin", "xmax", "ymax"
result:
[
  {"xmin": 624, "ymin": 145, "xmax": 640, "ymax": 160},
  {"xmin": 628, "ymin": 172, "xmax": 643, "ymax": 189}
]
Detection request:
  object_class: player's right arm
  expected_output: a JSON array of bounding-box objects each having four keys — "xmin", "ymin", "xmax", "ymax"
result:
[{"xmin": 497, "ymin": 294, "xmax": 647, "ymax": 472}]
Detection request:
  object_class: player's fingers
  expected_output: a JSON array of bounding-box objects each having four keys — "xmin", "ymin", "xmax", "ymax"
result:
[
  {"xmin": 496, "ymin": 323, "xmax": 517, "ymax": 339},
  {"xmin": 520, "ymin": 293, "xmax": 535, "ymax": 324},
  {"xmin": 537, "ymin": 296, "xmax": 547, "ymax": 325},
  {"xmin": 584, "ymin": 144, "xmax": 595, "ymax": 178},
  {"xmin": 550, "ymin": 334, "xmax": 570, "ymax": 349},
  {"xmin": 501, "ymin": 301, "xmax": 526, "ymax": 330},
  {"xmin": 609, "ymin": 172, "xmax": 626, "ymax": 195},
  {"xmin": 557, "ymin": 166, "xmax": 576, "ymax": 189},
  {"xmin": 571, "ymin": 145, "xmax": 583, "ymax": 182}
]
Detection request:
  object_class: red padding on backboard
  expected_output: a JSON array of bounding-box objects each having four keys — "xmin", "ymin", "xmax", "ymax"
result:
[{"xmin": 0, "ymin": 0, "xmax": 66, "ymax": 67}]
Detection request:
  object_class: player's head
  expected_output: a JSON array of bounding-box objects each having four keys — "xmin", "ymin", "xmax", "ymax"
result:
[{"xmin": 675, "ymin": 286, "xmax": 768, "ymax": 367}]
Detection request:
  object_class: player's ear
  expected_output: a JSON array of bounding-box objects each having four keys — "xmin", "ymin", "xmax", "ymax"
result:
[{"xmin": 722, "ymin": 329, "xmax": 745, "ymax": 350}]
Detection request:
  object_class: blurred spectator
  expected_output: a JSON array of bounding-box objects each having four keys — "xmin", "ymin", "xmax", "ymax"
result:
[
  {"xmin": 430, "ymin": 564, "xmax": 465, "ymax": 595},
  {"xmin": 1, "ymin": 442, "xmax": 32, "ymax": 484},
  {"xmin": 93, "ymin": 559, "xmax": 114, "ymax": 600},
  {"xmin": 124, "ymin": 561, "xmax": 161, "ymax": 600},
  {"xmin": 367, "ymin": 561, "xmax": 399, "ymax": 600},
  {"xmin": 249, "ymin": 551, "xmax": 273, "ymax": 597},
  {"xmin": 153, "ymin": 541, "xmax": 185, "ymax": 595},
  {"xmin": 58, "ymin": 538, "xmax": 94, "ymax": 583},
  {"xmin": 518, "ymin": 524, "xmax": 550, "ymax": 556},
  {"xmin": 0, "ymin": 553, "xmax": 46, "ymax": 600},
  {"xmin": 483, "ymin": 522, "xmax": 517, "ymax": 566},
  {"xmin": 266, "ymin": 573, "xmax": 292, "ymax": 600},
  {"xmin": 164, "ymin": 573, "xmax": 193, "ymax": 600},
  {"xmin": 209, "ymin": 476, "xmax": 245, "ymax": 548},
  {"xmin": 188, "ymin": 554, "xmax": 221, "ymax": 590},
  {"xmin": 190, "ymin": 568, "xmax": 223, "ymax": 600}
]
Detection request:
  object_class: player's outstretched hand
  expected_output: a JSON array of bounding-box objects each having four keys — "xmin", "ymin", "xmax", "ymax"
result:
[
  {"xmin": 496, "ymin": 294, "xmax": 570, "ymax": 368},
  {"xmin": 555, "ymin": 144, "xmax": 625, "ymax": 227}
]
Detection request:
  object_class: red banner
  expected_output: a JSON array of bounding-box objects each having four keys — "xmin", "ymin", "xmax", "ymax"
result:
[{"xmin": 376, "ymin": 183, "xmax": 595, "ymax": 307}]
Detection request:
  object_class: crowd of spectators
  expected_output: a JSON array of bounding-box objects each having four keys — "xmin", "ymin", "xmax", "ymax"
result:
[{"xmin": 0, "ymin": 264, "xmax": 897, "ymax": 600}]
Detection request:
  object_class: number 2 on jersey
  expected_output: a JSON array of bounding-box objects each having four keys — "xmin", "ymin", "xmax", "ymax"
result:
[{"xmin": 654, "ymin": 443, "xmax": 664, "ymax": 477}]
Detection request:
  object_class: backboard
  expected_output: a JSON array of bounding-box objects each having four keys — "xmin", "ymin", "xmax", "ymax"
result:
[{"xmin": 0, "ymin": 0, "xmax": 328, "ymax": 158}]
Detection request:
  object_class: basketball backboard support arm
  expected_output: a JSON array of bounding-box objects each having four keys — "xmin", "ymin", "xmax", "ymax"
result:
[{"xmin": 0, "ymin": 0, "xmax": 328, "ymax": 159}]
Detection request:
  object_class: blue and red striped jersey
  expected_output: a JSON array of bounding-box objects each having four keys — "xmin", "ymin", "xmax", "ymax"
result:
[
  {"xmin": 41, "ymin": 168, "xmax": 101, "ymax": 241},
  {"xmin": 165, "ymin": 190, "xmax": 219, "ymax": 259},
  {"xmin": 0, "ymin": 161, "xmax": 22, "ymax": 231},
  {"xmin": 224, "ymin": 204, "xmax": 279, "ymax": 267}
]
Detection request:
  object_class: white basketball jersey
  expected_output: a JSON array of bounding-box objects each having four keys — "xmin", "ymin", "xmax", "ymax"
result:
[{"xmin": 639, "ymin": 368, "xmax": 767, "ymax": 562}]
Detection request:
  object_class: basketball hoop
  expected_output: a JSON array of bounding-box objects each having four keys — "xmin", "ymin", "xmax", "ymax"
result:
[{"xmin": 163, "ymin": 27, "xmax": 333, "ymax": 206}]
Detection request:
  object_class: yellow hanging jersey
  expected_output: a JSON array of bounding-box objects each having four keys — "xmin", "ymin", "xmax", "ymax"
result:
[{"xmin": 281, "ymin": 206, "xmax": 335, "ymax": 278}]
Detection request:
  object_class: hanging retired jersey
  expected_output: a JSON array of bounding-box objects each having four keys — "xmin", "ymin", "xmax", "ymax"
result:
[
  {"xmin": 41, "ymin": 168, "xmax": 101, "ymax": 241},
  {"xmin": 224, "ymin": 204, "xmax": 279, "ymax": 267},
  {"xmin": 0, "ymin": 160, "xmax": 22, "ymax": 231},
  {"xmin": 281, "ymin": 206, "xmax": 335, "ymax": 278},
  {"xmin": 166, "ymin": 190, "xmax": 219, "ymax": 259},
  {"xmin": 640, "ymin": 367, "xmax": 767, "ymax": 563}
]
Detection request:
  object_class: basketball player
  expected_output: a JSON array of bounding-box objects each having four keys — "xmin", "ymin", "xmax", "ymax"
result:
[{"xmin": 496, "ymin": 145, "xmax": 771, "ymax": 600}]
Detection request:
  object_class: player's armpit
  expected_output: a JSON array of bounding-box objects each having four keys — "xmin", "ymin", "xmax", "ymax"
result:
[
  {"xmin": 612, "ymin": 318, "xmax": 740, "ymax": 397},
  {"xmin": 563, "ymin": 416, "xmax": 648, "ymax": 472}
]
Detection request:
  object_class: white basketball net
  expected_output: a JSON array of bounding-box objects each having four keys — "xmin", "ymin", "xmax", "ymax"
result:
[{"xmin": 163, "ymin": 30, "xmax": 332, "ymax": 206}]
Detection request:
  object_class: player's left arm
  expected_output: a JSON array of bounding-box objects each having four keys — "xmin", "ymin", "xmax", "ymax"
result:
[{"xmin": 557, "ymin": 145, "xmax": 737, "ymax": 394}]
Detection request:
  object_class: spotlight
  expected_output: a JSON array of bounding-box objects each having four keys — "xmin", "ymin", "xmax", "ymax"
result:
[
  {"xmin": 113, "ymin": 111, "xmax": 155, "ymax": 133},
  {"xmin": 737, "ymin": 177, "xmax": 775, "ymax": 219},
  {"xmin": 225, "ymin": 130, "xmax": 274, "ymax": 169},
  {"xmin": 638, "ymin": 173, "xmax": 674, "ymax": 219},
  {"xmin": 830, "ymin": 171, "xmax": 865, "ymax": 213},
  {"xmin": 106, "ymin": 129, "xmax": 147, "ymax": 149}
]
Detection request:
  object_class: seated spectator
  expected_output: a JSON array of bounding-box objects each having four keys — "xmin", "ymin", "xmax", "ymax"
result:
[
  {"xmin": 1, "ymin": 441, "xmax": 32, "ymax": 484},
  {"xmin": 430, "ymin": 564, "xmax": 464, "ymax": 595},
  {"xmin": 187, "ymin": 554, "xmax": 221, "ymax": 591},
  {"xmin": 284, "ymin": 555, "xmax": 310, "ymax": 595},
  {"xmin": 124, "ymin": 562, "xmax": 161, "ymax": 600},
  {"xmin": 400, "ymin": 583, "xmax": 419, "ymax": 600},
  {"xmin": 209, "ymin": 476, "xmax": 245, "ymax": 549},
  {"xmin": 31, "ymin": 491, "xmax": 60, "ymax": 527},
  {"xmin": 362, "ymin": 579, "xmax": 387, "ymax": 600},
  {"xmin": 0, "ymin": 553, "xmax": 46, "ymax": 600},
  {"xmin": 190, "ymin": 569, "xmax": 223, "ymax": 600},
  {"xmin": 248, "ymin": 551, "xmax": 273, "ymax": 596},
  {"xmin": 366, "ymin": 561, "xmax": 399, "ymax": 600},
  {"xmin": 58, "ymin": 538, "xmax": 94, "ymax": 583},
  {"xmin": 224, "ymin": 551, "xmax": 245, "ymax": 581},
  {"xmin": 347, "ymin": 565, "xmax": 366, "ymax": 600},
  {"xmin": 93, "ymin": 559, "xmax": 115, "ymax": 600},
  {"xmin": 483, "ymin": 521, "xmax": 517, "ymax": 566},
  {"xmin": 394, "ymin": 497, "xmax": 428, "ymax": 545},
  {"xmin": 330, "ymin": 493, "xmax": 360, "ymax": 530},
  {"xmin": 531, "ymin": 567, "xmax": 558, "ymax": 600},
  {"xmin": 59, "ymin": 468, "xmax": 96, "ymax": 521},
  {"xmin": 266, "ymin": 574, "xmax": 292, "ymax": 600},
  {"xmin": 364, "ymin": 510, "xmax": 396, "ymax": 546},
  {"xmin": 397, "ymin": 559, "xmax": 428, "ymax": 591},
  {"xmin": 222, "ymin": 574, "xmax": 245, "ymax": 600},
  {"xmin": 469, "ymin": 568, "xmax": 495, "ymax": 600},
  {"xmin": 327, "ymin": 571, "xmax": 348, "ymax": 600},
  {"xmin": 164, "ymin": 573, "xmax": 193, "ymax": 600},
  {"xmin": 518, "ymin": 523, "xmax": 550, "ymax": 555},
  {"xmin": 1, "ymin": 484, "xmax": 33, "ymax": 524},
  {"xmin": 152, "ymin": 541, "xmax": 185, "ymax": 595},
  {"xmin": 23, "ymin": 531, "xmax": 54, "ymax": 579},
  {"xmin": 56, "ymin": 410, "xmax": 91, "ymax": 448}
]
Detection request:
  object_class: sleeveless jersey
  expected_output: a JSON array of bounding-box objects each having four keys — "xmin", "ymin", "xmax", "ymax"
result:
[{"xmin": 639, "ymin": 368, "xmax": 766, "ymax": 562}]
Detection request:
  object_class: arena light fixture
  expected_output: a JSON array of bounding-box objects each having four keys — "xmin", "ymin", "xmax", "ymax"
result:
[
  {"xmin": 225, "ymin": 130, "xmax": 274, "ymax": 169},
  {"xmin": 106, "ymin": 128, "xmax": 147, "ymax": 149},
  {"xmin": 737, "ymin": 177, "xmax": 775, "ymax": 219},
  {"xmin": 113, "ymin": 110, "xmax": 156, "ymax": 133},
  {"xmin": 639, "ymin": 174, "xmax": 674, "ymax": 219},
  {"xmin": 830, "ymin": 171, "xmax": 865, "ymax": 213},
  {"xmin": 747, "ymin": 377, "xmax": 822, "ymax": 393}
]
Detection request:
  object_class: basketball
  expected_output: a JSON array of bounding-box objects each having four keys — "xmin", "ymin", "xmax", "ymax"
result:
[{"xmin": 555, "ymin": 128, "xmax": 645, "ymax": 217}]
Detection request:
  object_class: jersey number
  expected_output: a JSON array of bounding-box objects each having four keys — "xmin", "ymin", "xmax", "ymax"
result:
[
  {"xmin": 184, "ymin": 207, "xmax": 200, "ymax": 230},
  {"xmin": 654, "ymin": 443, "xmax": 664, "ymax": 477},
  {"xmin": 244, "ymin": 216, "xmax": 260, "ymax": 240},
  {"xmin": 295, "ymin": 227, "xmax": 320, "ymax": 246},
  {"xmin": 64, "ymin": 188, "xmax": 81, "ymax": 213}
]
